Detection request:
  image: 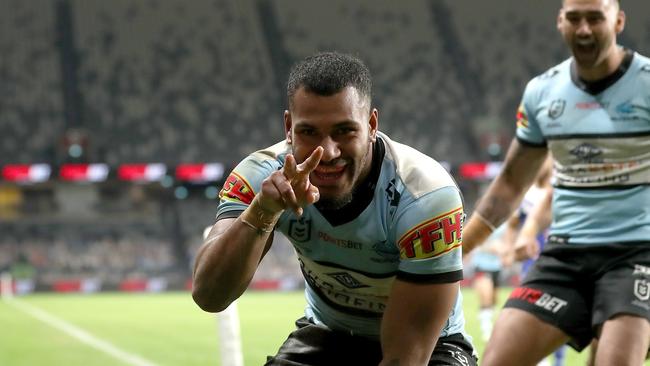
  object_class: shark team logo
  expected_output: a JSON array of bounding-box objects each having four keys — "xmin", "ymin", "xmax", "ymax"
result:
[
  {"xmin": 569, "ymin": 143, "xmax": 603, "ymax": 163},
  {"xmin": 548, "ymin": 99, "xmax": 566, "ymax": 120},
  {"xmin": 540, "ymin": 68, "xmax": 560, "ymax": 79},
  {"xmin": 288, "ymin": 217, "xmax": 311, "ymax": 243},
  {"xmin": 385, "ymin": 179, "xmax": 401, "ymax": 217},
  {"xmin": 634, "ymin": 279, "xmax": 650, "ymax": 302},
  {"xmin": 327, "ymin": 272, "xmax": 369, "ymax": 289}
]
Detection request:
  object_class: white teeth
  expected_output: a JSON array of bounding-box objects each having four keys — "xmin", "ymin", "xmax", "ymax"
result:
[{"xmin": 316, "ymin": 166, "xmax": 345, "ymax": 173}]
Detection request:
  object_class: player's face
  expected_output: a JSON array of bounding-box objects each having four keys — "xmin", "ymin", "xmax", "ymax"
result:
[
  {"xmin": 558, "ymin": 0, "xmax": 625, "ymax": 75},
  {"xmin": 285, "ymin": 86, "xmax": 378, "ymax": 210}
]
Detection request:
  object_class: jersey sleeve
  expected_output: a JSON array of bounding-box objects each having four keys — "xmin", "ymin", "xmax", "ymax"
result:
[
  {"xmin": 393, "ymin": 185, "xmax": 465, "ymax": 284},
  {"xmin": 216, "ymin": 153, "xmax": 282, "ymax": 220},
  {"xmin": 515, "ymin": 78, "xmax": 547, "ymax": 147}
]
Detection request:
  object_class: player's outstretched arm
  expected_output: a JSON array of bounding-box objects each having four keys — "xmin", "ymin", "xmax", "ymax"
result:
[
  {"xmin": 462, "ymin": 139, "xmax": 548, "ymax": 256},
  {"xmin": 192, "ymin": 147, "xmax": 323, "ymax": 312},
  {"xmin": 379, "ymin": 279, "xmax": 459, "ymax": 365}
]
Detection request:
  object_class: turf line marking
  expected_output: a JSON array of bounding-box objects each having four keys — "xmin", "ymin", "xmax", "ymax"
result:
[{"xmin": 5, "ymin": 297, "xmax": 159, "ymax": 366}]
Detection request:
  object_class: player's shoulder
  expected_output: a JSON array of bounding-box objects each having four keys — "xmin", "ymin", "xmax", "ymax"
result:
[
  {"xmin": 630, "ymin": 51, "xmax": 650, "ymax": 79},
  {"xmin": 379, "ymin": 132, "xmax": 458, "ymax": 199},
  {"xmin": 237, "ymin": 140, "xmax": 288, "ymax": 171},
  {"xmin": 225, "ymin": 140, "xmax": 288, "ymax": 196},
  {"xmin": 526, "ymin": 58, "xmax": 572, "ymax": 92}
]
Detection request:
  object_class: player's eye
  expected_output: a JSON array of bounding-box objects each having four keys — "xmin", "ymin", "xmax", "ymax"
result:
[
  {"xmin": 336, "ymin": 127, "xmax": 356, "ymax": 135},
  {"xmin": 586, "ymin": 14, "xmax": 604, "ymax": 24},
  {"xmin": 297, "ymin": 128, "xmax": 317, "ymax": 136},
  {"xmin": 566, "ymin": 15, "xmax": 581, "ymax": 24}
]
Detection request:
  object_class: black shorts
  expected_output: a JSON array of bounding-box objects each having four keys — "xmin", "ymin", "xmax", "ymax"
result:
[
  {"xmin": 265, "ymin": 317, "xmax": 477, "ymax": 366},
  {"xmin": 474, "ymin": 269, "xmax": 501, "ymax": 288},
  {"xmin": 504, "ymin": 240, "xmax": 650, "ymax": 351}
]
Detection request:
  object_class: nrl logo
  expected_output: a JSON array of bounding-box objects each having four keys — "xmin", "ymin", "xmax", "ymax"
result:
[
  {"xmin": 288, "ymin": 217, "xmax": 311, "ymax": 243},
  {"xmin": 548, "ymin": 99, "xmax": 566, "ymax": 120},
  {"xmin": 634, "ymin": 279, "xmax": 650, "ymax": 301}
]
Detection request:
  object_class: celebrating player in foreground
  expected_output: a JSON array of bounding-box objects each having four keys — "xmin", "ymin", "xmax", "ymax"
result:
[
  {"xmin": 192, "ymin": 52, "xmax": 476, "ymax": 365},
  {"xmin": 462, "ymin": 0, "xmax": 650, "ymax": 365}
]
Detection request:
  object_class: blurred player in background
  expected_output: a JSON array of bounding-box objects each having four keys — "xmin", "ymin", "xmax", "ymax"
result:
[
  {"xmin": 192, "ymin": 51, "xmax": 476, "ymax": 365},
  {"xmin": 468, "ymin": 225, "xmax": 506, "ymax": 342},
  {"xmin": 461, "ymin": 0, "xmax": 650, "ymax": 365}
]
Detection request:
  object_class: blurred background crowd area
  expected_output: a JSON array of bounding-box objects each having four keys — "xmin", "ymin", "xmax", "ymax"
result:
[{"xmin": 1, "ymin": 0, "xmax": 649, "ymax": 293}]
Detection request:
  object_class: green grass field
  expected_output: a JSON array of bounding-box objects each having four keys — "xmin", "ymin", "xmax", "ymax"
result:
[{"xmin": 0, "ymin": 289, "xmax": 647, "ymax": 366}]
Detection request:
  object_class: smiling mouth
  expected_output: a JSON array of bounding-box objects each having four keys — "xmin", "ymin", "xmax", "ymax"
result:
[
  {"xmin": 574, "ymin": 39, "xmax": 597, "ymax": 53},
  {"xmin": 313, "ymin": 165, "xmax": 346, "ymax": 182}
]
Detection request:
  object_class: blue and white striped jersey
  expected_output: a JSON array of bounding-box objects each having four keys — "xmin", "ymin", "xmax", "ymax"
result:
[
  {"xmin": 516, "ymin": 50, "xmax": 650, "ymax": 244},
  {"xmin": 217, "ymin": 132, "xmax": 470, "ymax": 341}
]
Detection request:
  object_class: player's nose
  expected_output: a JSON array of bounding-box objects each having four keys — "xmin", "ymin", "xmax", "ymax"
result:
[{"xmin": 319, "ymin": 136, "xmax": 341, "ymax": 162}]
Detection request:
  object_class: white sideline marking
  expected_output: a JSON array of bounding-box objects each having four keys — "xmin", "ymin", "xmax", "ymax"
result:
[{"xmin": 5, "ymin": 297, "xmax": 159, "ymax": 366}]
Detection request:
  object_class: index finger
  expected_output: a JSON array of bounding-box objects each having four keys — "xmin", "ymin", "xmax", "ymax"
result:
[{"xmin": 296, "ymin": 146, "xmax": 323, "ymax": 177}]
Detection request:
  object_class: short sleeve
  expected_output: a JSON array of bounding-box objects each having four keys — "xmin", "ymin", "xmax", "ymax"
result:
[
  {"xmin": 515, "ymin": 79, "xmax": 547, "ymax": 147},
  {"xmin": 393, "ymin": 186, "xmax": 464, "ymax": 284},
  {"xmin": 216, "ymin": 154, "xmax": 281, "ymax": 220}
]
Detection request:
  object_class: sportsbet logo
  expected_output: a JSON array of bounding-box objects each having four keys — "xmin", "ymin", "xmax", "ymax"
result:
[
  {"xmin": 219, "ymin": 172, "xmax": 255, "ymax": 204},
  {"xmin": 398, "ymin": 207, "xmax": 463, "ymax": 259},
  {"xmin": 510, "ymin": 287, "xmax": 568, "ymax": 314}
]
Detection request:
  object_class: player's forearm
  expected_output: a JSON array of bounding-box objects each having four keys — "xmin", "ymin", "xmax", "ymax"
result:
[
  {"xmin": 379, "ymin": 281, "xmax": 457, "ymax": 365},
  {"xmin": 463, "ymin": 140, "xmax": 548, "ymax": 254},
  {"xmin": 463, "ymin": 181, "xmax": 525, "ymax": 254},
  {"xmin": 192, "ymin": 201, "xmax": 281, "ymax": 312}
]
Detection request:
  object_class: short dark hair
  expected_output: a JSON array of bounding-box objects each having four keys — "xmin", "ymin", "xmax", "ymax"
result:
[
  {"xmin": 561, "ymin": 0, "xmax": 619, "ymax": 6},
  {"xmin": 287, "ymin": 51, "xmax": 372, "ymax": 108}
]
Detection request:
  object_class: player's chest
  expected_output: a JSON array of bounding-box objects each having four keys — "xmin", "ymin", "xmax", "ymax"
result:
[
  {"xmin": 278, "ymin": 211, "xmax": 400, "ymax": 270},
  {"xmin": 534, "ymin": 89, "xmax": 650, "ymax": 136}
]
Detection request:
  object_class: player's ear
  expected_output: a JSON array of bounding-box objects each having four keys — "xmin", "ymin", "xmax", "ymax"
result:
[
  {"xmin": 284, "ymin": 110, "xmax": 292, "ymax": 144},
  {"xmin": 368, "ymin": 108, "xmax": 378, "ymax": 143},
  {"xmin": 615, "ymin": 10, "xmax": 626, "ymax": 34}
]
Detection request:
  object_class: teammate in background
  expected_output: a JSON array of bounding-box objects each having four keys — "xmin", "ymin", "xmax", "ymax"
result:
[
  {"xmin": 192, "ymin": 52, "xmax": 476, "ymax": 365},
  {"xmin": 512, "ymin": 184, "xmax": 568, "ymax": 366},
  {"xmin": 461, "ymin": 0, "xmax": 650, "ymax": 365},
  {"xmin": 503, "ymin": 163, "xmax": 569, "ymax": 366},
  {"xmin": 513, "ymin": 184, "xmax": 603, "ymax": 366},
  {"xmin": 468, "ymin": 225, "xmax": 505, "ymax": 342}
]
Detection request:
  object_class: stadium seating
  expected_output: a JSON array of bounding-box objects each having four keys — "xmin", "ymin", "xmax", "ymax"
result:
[{"xmin": 2, "ymin": 0, "xmax": 648, "ymax": 290}]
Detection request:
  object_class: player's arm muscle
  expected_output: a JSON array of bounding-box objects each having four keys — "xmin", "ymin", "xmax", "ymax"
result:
[
  {"xmin": 379, "ymin": 279, "xmax": 458, "ymax": 365},
  {"xmin": 192, "ymin": 216, "xmax": 274, "ymax": 312},
  {"xmin": 463, "ymin": 139, "xmax": 548, "ymax": 254}
]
